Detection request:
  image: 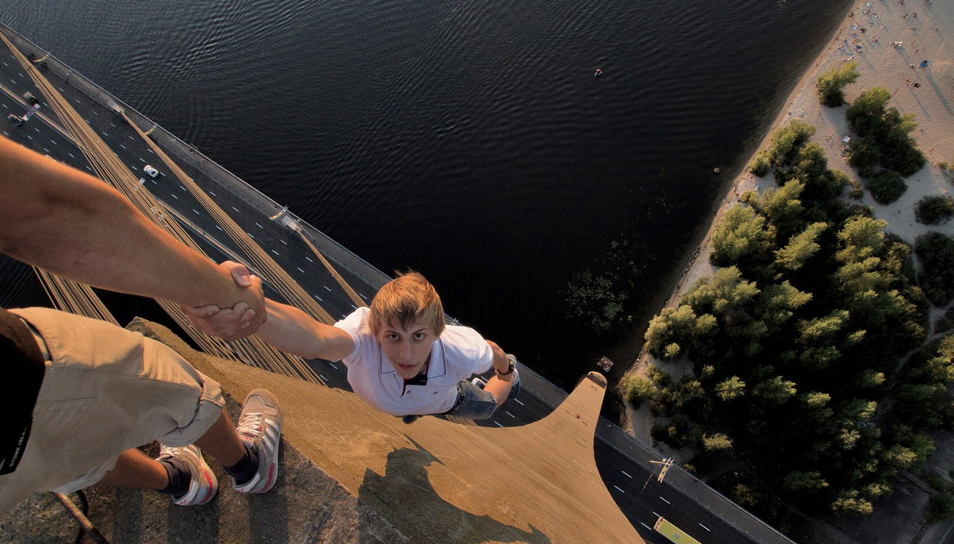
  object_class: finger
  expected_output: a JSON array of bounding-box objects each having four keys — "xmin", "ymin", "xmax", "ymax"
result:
[{"xmin": 180, "ymin": 303, "xmax": 222, "ymax": 318}]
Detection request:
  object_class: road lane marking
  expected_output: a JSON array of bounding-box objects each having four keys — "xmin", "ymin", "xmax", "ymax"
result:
[
  {"xmin": 659, "ymin": 496, "xmax": 670, "ymax": 505},
  {"xmin": 621, "ymin": 470, "xmax": 632, "ymax": 479},
  {"xmin": 613, "ymin": 485, "xmax": 625, "ymax": 494},
  {"xmin": 699, "ymin": 523, "xmax": 710, "ymax": 532}
]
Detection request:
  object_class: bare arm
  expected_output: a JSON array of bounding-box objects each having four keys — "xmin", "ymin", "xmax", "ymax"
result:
[
  {"xmin": 0, "ymin": 136, "xmax": 264, "ymax": 333},
  {"xmin": 183, "ymin": 296, "xmax": 354, "ymax": 361},
  {"xmin": 483, "ymin": 340, "xmax": 516, "ymax": 409}
]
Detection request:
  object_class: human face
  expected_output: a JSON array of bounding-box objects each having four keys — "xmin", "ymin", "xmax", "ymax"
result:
[{"xmin": 375, "ymin": 318, "xmax": 439, "ymax": 380}]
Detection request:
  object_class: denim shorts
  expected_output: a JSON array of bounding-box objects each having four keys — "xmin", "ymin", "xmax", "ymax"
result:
[{"xmin": 444, "ymin": 371, "xmax": 521, "ymax": 421}]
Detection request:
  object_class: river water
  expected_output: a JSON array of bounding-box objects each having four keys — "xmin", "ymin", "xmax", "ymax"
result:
[{"xmin": 1, "ymin": 0, "xmax": 853, "ymax": 388}]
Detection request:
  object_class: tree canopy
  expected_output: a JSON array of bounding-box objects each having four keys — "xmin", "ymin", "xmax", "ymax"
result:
[{"xmin": 635, "ymin": 118, "xmax": 942, "ymax": 522}]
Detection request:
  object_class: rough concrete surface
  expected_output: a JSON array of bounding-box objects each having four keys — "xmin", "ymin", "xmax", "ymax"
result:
[{"xmin": 1, "ymin": 319, "xmax": 642, "ymax": 543}]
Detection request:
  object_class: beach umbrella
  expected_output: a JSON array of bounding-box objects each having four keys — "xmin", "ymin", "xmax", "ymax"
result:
[{"xmin": 920, "ymin": 60, "xmax": 929, "ymax": 68}]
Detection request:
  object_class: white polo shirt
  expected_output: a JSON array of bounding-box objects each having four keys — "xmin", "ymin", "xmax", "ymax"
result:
[{"xmin": 333, "ymin": 308, "xmax": 494, "ymax": 415}]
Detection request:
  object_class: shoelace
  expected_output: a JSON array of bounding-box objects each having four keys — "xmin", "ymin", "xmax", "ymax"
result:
[{"xmin": 236, "ymin": 412, "xmax": 263, "ymax": 440}]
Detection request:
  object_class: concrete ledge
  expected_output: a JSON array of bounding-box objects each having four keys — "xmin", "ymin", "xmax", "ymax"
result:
[{"xmin": 2, "ymin": 318, "xmax": 644, "ymax": 543}]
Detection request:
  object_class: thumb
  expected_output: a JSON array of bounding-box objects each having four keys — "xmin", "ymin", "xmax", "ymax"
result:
[{"xmin": 223, "ymin": 260, "xmax": 252, "ymax": 287}]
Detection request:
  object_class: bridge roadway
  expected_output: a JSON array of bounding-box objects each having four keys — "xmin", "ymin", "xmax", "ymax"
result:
[{"xmin": 0, "ymin": 26, "xmax": 792, "ymax": 544}]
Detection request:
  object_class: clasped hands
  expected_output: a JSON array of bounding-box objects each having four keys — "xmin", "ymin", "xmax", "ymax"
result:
[{"xmin": 180, "ymin": 260, "xmax": 266, "ymax": 340}]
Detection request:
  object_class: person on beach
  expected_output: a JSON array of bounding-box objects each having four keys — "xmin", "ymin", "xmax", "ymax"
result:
[
  {"xmin": 185, "ymin": 269, "xmax": 520, "ymax": 424},
  {"xmin": 0, "ymin": 136, "xmax": 283, "ymax": 513}
]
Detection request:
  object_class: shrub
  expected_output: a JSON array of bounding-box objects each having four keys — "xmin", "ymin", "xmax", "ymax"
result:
[
  {"xmin": 866, "ymin": 169, "xmax": 906, "ymax": 204},
  {"xmin": 915, "ymin": 195, "xmax": 954, "ymax": 225}
]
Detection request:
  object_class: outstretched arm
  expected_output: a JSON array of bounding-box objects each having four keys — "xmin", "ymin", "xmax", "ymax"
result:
[
  {"xmin": 183, "ymin": 287, "xmax": 354, "ymax": 361},
  {"xmin": 0, "ymin": 136, "xmax": 264, "ymax": 334}
]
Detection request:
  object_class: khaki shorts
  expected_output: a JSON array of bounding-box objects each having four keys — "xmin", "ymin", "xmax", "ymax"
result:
[{"xmin": 0, "ymin": 308, "xmax": 224, "ymax": 515}]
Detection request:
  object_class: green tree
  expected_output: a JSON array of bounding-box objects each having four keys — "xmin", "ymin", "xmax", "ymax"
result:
[
  {"xmin": 753, "ymin": 375, "xmax": 797, "ymax": 405},
  {"xmin": 831, "ymin": 489, "xmax": 874, "ymax": 516},
  {"xmin": 715, "ymin": 376, "xmax": 746, "ymax": 401},
  {"xmin": 927, "ymin": 492, "xmax": 954, "ymax": 523},
  {"xmin": 757, "ymin": 281, "xmax": 813, "ymax": 334},
  {"xmin": 645, "ymin": 304, "xmax": 718, "ymax": 360},
  {"xmin": 847, "ymin": 138, "xmax": 881, "ymax": 178},
  {"xmin": 914, "ymin": 232, "xmax": 954, "ymax": 306},
  {"xmin": 702, "ymin": 433, "xmax": 733, "ymax": 451},
  {"xmin": 767, "ymin": 120, "xmax": 817, "ymax": 167},
  {"xmin": 846, "ymin": 87, "xmax": 925, "ymax": 177},
  {"xmin": 624, "ymin": 375, "xmax": 657, "ymax": 408},
  {"xmin": 749, "ymin": 150, "xmax": 771, "ymax": 176},
  {"xmin": 776, "ymin": 222, "xmax": 828, "ymax": 271},
  {"xmin": 753, "ymin": 180, "xmax": 807, "ymax": 240},
  {"xmin": 783, "ymin": 471, "xmax": 829, "ymax": 494},
  {"xmin": 846, "ymin": 87, "xmax": 892, "ymax": 137},
  {"xmin": 817, "ymin": 60, "xmax": 860, "ymax": 107},
  {"xmin": 710, "ymin": 205, "xmax": 773, "ymax": 268}
]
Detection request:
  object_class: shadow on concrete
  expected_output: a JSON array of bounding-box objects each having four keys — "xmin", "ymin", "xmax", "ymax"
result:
[{"xmin": 358, "ymin": 444, "xmax": 550, "ymax": 544}]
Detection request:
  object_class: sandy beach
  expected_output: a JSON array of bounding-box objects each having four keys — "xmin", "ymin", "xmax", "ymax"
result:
[
  {"xmin": 622, "ymin": 0, "xmax": 953, "ymax": 539},
  {"xmin": 674, "ymin": 0, "xmax": 952, "ymax": 310}
]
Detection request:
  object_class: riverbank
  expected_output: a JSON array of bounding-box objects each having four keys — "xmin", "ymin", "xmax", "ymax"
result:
[
  {"xmin": 624, "ymin": 0, "xmax": 953, "ymax": 428},
  {"xmin": 621, "ymin": 0, "xmax": 953, "ymax": 541}
]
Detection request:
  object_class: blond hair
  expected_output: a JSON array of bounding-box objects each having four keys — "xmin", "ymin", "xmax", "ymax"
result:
[{"xmin": 368, "ymin": 271, "xmax": 445, "ymax": 336}]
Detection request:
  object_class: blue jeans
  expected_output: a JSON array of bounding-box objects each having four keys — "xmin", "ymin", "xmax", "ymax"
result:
[{"xmin": 444, "ymin": 370, "xmax": 521, "ymax": 421}]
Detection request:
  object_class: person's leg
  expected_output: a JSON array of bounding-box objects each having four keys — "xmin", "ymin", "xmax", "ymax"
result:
[
  {"xmin": 93, "ymin": 445, "xmax": 218, "ymax": 506},
  {"xmin": 96, "ymin": 449, "xmax": 166, "ymax": 489},
  {"xmin": 193, "ymin": 411, "xmax": 245, "ymax": 467},
  {"xmin": 444, "ymin": 380, "xmax": 498, "ymax": 420}
]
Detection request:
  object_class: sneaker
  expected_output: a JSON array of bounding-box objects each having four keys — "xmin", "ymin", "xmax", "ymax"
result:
[
  {"xmin": 157, "ymin": 444, "xmax": 218, "ymax": 506},
  {"xmin": 233, "ymin": 389, "xmax": 283, "ymax": 493}
]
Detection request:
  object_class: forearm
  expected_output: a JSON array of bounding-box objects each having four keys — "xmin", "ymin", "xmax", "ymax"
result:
[
  {"xmin": 487, "ymin": 340, "xmax": 510, "ymax": 374},
  {"xmin": 256, "ymin": 299, "xmax": 351, "ymax": 360},
  {"xmin": 483, "ymin": 340, "xmax": 515, "ymax": 408},
  {"xmin": 0, "ymin": 136, "xmax": 249, "ymax": 308}
]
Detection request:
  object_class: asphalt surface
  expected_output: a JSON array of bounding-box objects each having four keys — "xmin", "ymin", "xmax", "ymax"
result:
[{"xmin": 1, "ymin": 28, "xmax": 789, "ymax": 544}]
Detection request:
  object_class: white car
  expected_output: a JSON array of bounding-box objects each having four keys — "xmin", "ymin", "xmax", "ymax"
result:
[{"xmin": 143, "ymin": 164, "xmax": 160, "ymax": 178}]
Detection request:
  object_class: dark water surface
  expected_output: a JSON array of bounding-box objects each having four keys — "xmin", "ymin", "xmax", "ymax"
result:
[{"xmin": 1, "ymin": 0, "xmax": 852, "ymax": 388}]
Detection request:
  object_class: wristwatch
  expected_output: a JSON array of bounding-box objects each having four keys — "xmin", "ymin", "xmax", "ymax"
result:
[{"xmin": 496, "ymin": 354, "xmax": 516, "ymax": 376}]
